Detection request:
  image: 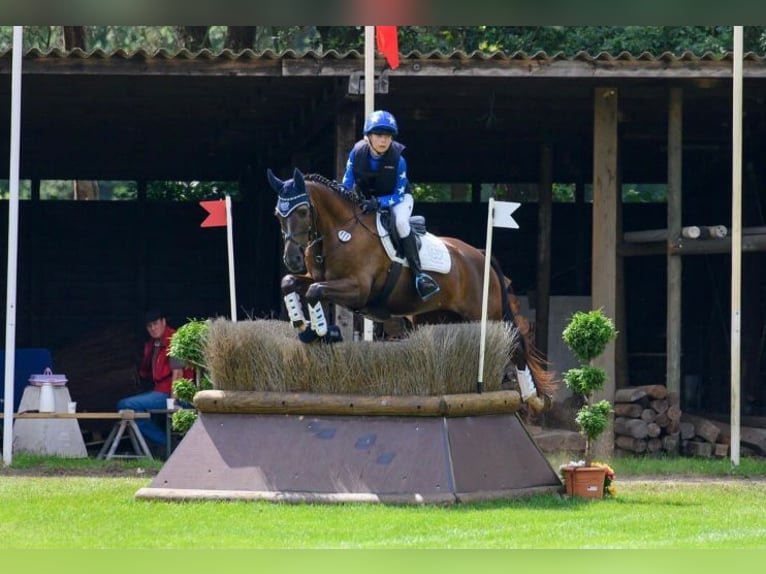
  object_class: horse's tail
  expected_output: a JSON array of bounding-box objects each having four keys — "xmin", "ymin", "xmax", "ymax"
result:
[{"xmin": 488, "ymin": 256, "xmax": 558, "ymax": 399}]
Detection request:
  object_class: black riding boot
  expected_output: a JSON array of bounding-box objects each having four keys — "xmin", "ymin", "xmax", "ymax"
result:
[{"xmin": 401, "ymin": 232, "xmax": 440, "ymax": 301}]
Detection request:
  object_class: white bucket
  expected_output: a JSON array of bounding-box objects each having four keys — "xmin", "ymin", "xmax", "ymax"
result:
[{"xmin": 39, "ymin": 383, "xmax": 55, "ymax": 412}]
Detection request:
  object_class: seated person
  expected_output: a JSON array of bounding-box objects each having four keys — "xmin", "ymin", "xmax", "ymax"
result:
[{"xmin": 117, "ymin": 309, "xmax": 191, "ymax": 456}]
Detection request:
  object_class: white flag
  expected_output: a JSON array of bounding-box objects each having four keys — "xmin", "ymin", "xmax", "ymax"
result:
[{"xmin": 492, "ymin": 200, "xmax": 521, "ymax": 229}]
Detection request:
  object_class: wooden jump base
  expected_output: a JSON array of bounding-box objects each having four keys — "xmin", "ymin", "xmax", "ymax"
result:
[
  {"xmin": 136, "ymin": 389, "xmax": 563, "ymax": 504},
  {"xmin": 192, "ymin": 389, "xmax": 522, "ymax": 417}
]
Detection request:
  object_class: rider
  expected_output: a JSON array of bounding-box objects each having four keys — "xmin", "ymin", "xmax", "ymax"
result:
[{"xmin": 341, "ymin": 110, "xmax": 440, "ymax": 301}]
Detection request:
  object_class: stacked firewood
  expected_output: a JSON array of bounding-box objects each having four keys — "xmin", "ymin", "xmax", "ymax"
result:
[{"xmin": 613, "ymin": 384, "xmax": 683, "ymax": 455}]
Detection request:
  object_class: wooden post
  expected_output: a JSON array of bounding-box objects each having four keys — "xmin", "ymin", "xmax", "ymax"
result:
[
  {"xmin": 535, "ymin": 143, "xmax": 552, "ymax": 357},
  {"xmin": 591, "ymin": 87, "xmax": 619, "ymax": 461},
  {"xmin": 334, "ymin": 107, "xmax": 359, "ymax": 343},
  {"xmin": 667, "ymin": 87, "xmax": 683, "ymax": 397}
]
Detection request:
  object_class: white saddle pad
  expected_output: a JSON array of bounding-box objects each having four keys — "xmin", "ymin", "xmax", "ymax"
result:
[{"xmin": 376, "ymin": 216, "xmax": 452, "ymax": 274}]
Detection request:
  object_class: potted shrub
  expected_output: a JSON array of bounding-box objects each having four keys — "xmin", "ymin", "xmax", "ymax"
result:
[
  {"xmin": 560, "ymin": 309, "xmax": 617, "ymax": 499},
  {"xmin": 168, "ymin": 319, "xmax": 213, "ymax": 435}
]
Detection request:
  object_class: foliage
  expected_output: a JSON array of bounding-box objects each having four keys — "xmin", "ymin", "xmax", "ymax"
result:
[
  {"xmin": 563, "ymin": 309, "xmax": 618, "ymax": 363},
  {"xmin": 172, "ymin": 378, "xmax": 197, "ymax": 404},
  {"xmin": 2, "ymin": 26, "xmax": 766, "ymax": 56},
  {"xmin": 562, "ymin": 309, "xmax": 617, "ymax": 467},
  {"xmin": 171, "ymin": 408, "xmax": 198, "ymax": 434},
  {"xmin": 574, "ymin": 400, "xmax": 612, "ymax": 440},
  {"xmin": 146, "ymin": 180, "xmax": 240, "ymax": 201},
  {"xmin": 168, "ymin": 319, "xmax": 209, "ymax": 368},
  {"xmin": 562, "ymin": 365, "xmax": 606, "ymax": 396}
]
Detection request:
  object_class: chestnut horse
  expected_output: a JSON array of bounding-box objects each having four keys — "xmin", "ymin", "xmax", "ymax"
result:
[{"xmin": 268, "ymin": 167, "xmax": 555, "ymax": 410}]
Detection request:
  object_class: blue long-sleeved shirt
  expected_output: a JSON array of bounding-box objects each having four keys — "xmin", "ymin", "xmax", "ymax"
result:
[{"xmin": 341, "ymin": 144, "xmax": 409, "ymax": 208}]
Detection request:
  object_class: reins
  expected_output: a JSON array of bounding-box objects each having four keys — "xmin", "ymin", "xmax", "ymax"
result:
[{"xmin": 301, "ymin": 174, "xmax": 381, "ymax": 265}]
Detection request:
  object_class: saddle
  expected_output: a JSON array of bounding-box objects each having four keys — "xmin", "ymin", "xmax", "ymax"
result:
[
  {"xmin": 375, "ymin": 210, "xmax": 451, "ymax": 274},
  {"xmin": 378, "ymin": 209, "xmax": 427, "ymax": 253}
]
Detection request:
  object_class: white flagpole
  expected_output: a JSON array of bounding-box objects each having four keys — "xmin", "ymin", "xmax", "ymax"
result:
[
  {"xmin": 3, "ymin": 26, "xmax": 23, "ymax": 466},
  {"xmin": 225, "ymin": 195, "xmax": 237, "ymax": 322},
  {"xmin": 477, "ymin": 197, "xmax": 496, "ymax": 393},
  {"xmin": 730, "ymin": 25, "xmax": 743, "ymax": 467},
  {"xmin": 363, "ymin": 26, "xmax": 375, "ymax": 342}
]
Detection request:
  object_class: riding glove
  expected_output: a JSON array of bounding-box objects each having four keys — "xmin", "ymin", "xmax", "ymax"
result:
[{"xmin": 361, "ymin": 198, "xmax": 380, "ymax": 213}]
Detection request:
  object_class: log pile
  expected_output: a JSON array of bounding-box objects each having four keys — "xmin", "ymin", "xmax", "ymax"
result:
[
  {"xmin": 612, "ymin": 384, "xmax": 683, "ymax": 456},
  {"xmin": 611, "ymin": 384, "xmax": 766, "ymax": 458}
]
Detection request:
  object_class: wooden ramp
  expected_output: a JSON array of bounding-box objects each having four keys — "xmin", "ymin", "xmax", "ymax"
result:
[{"xmin": 135, "ymin": 412, "xmax": 563, "ymax": 504}]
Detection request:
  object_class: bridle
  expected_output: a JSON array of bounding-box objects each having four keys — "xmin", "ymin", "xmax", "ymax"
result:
[{"xmin": 277, "ymin": 179, "xmax": 377, "ymax": 267}]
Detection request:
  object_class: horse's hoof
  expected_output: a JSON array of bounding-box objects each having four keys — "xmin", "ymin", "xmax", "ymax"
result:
[
  {"xmin": 298, "ymin": 328, "xmax": 319, "ymax": 344},
  {"xmin": 321, "ymin": 325, "xmax": 343, "ymax": 344},
  {"xmin": 525, "ymin": 395, "xmax": 546, "ymax": 414}
]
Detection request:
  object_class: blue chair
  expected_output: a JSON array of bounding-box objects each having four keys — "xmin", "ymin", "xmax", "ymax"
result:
[{"xmin": 0, "ymin": 348, "xmax": 54, "ymax": 412}]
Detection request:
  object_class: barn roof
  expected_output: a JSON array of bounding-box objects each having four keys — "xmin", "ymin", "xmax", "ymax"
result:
[{"xmin": 1, "ymin": 48, "xmax": 764, "ymax": 184}]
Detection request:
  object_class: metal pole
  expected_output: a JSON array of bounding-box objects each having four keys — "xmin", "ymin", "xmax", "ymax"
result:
[
  {"xmin": 226, "ymin": 195, "xmax": 237, "ymax": 322},
  {"xmin": 730, "ymin": 25, "xmax": 743, "ymax": 467},
  {"xmin": 3, "ymin": 26, "xmax": 23, "ymax": 466},
  {"xmin": 477, "ymin": 198, "xmax": 496, "ymax": 393},
  {"xmin": 363, "ymin": 26, "xmax": 376, "ymax": 342}
]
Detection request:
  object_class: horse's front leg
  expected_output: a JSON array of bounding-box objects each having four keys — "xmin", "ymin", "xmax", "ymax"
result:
[
  {"xmin": 304, "ymin": 277, "xmax": 367, "ymax": 337},
  {"xmin": 281, "ymin": 274, "xmax": 313, "ymax": 332}
]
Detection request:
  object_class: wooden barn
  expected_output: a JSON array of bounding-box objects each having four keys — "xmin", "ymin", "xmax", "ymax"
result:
[{"xmin": 1, "ymin": 46, "xmax": 765, "ymax": 437}]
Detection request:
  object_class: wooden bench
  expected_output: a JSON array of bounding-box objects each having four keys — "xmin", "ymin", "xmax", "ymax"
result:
[{"xmin": 1, "ymin": 410, "xmax": 154, "ymax": 460}]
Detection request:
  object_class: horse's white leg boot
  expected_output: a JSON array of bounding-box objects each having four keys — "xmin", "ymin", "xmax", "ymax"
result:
[
  {"xmin": 283, "ymin": 292, "xmax": 307, "ymax": 328},
  {"xmin": 516, "ymin": 365, "xmax": 546, "ymax": 413},
  {"xmin": 308, "ymin": 302, "xmax": 328, "ymax": 337},
  {"xmin": 515, "ymin": 365, "xmax": 537, "ymax": 401}
]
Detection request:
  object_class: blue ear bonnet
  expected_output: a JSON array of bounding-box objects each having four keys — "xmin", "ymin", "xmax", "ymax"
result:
[{"xmin": 275, "ymin": 178, "xmax": 309, "ymax": 217}]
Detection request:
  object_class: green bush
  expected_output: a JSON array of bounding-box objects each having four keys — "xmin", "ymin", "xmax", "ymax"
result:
[
  {"xmin": 562, "ymin": 309, "xmax": 617, "ymax": 364},
  {"xmin": 172, "ymin": 378, "xmax": 197, "ymax": 404},
  {"xmin": 562, "ymin": 308, "xmax": 617, "ymax": 466},
  {"xmin": 562, "ymin": 365, "xmax": 606, "ymax": 397},
  {"xmin": 168, "ymin": 319, "xmax": 209, "ymax": 368},
  {"xmin": 171, "ymin": 409, "xmax": 198, "ymax": 434}
]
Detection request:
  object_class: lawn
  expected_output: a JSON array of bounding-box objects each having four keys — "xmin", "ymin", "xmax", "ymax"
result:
[{"xmin": 2, "ymin": 453, "xmax": 766, "ymax": 549}]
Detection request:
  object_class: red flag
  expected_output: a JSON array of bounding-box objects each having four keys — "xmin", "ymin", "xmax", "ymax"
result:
[
  {"xmin": 376, "ymin": 26, "xmax": 399, "ymax": 69},
  {"xmin": 200, "ymin": 200, "xmax": 227, "ymax": 228}
]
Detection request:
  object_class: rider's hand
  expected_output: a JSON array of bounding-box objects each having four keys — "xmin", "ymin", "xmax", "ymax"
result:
[{"xmin": 361, "ymin": 198, "xmax": 379, "ymax": 213}]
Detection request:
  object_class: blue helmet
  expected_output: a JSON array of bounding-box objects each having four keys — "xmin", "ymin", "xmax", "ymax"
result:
[{"xmin": 363, "ymin": 110, "xmax": 398, "ymax": 136}]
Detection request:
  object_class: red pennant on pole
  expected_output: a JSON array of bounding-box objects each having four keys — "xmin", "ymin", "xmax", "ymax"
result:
[
  {"xmin": 200, "ymin": 200, "xmax": 227, "ymax": 228},
  {"xmin": 376, "ymin": 26, "xmax": 400, "ymax": 69}
]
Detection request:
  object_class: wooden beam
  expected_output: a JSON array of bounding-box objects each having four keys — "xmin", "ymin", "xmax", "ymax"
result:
[
  {"xmin": 591, "ymin": 87, "xmax": 619, "ymax": 461},
  {"xmin": 667, "ymin": 87, "xmax": 683, "ymax": 397},
  {"xmin": 535, "ymin": 142, "xmax": 552, "ymax": 357},
  {"xmin": 670, "ymin": 235, "xmax": 766, "ymax": 254},
  {"xmin": 194, "ymin": 389, "xmax": 522, "ymax": 417}
]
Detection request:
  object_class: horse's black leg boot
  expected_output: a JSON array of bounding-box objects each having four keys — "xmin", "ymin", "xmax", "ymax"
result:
[{"xmin": 401, "ymin": 232, "xmax": 440, "ymax": 301}]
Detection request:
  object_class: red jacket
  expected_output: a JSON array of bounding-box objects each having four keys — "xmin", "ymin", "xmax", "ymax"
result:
[{"xmin": 138, "ymin": 326, "xmax": 188, "ymax": 394}]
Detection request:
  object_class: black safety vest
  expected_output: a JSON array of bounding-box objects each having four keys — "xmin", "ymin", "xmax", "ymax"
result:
[{"xmin": 351, "ymin": 140, "xmax": 406, "ymax": 198}]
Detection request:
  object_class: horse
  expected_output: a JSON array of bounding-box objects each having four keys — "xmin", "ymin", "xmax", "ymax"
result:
[{"xmin": 267, "ymin": 167, "xmax": 556, "ymax": 411}]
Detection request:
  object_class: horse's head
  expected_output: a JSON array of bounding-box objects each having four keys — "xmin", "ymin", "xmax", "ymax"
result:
[{"xmin": 268, "ymin": 167, "xmax": 312, "ymax": 273}]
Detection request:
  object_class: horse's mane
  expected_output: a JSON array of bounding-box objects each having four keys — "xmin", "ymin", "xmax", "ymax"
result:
[{"xmin": 304, "ymin": 173, "xmax": 363, "ymax": 204}]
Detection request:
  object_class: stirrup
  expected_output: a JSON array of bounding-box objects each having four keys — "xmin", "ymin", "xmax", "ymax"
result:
[{"xmin": 415, "ymin": 273, "xmax": 440, "ymax": 301}]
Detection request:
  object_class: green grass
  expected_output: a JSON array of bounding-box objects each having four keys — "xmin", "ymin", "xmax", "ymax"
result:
[
  {"xmin": 2, "ymin": 453, "xmax": 766, "ymax": 549},
  {"xmin": 2, "ymin": 452, "xmax": 164, "ymax": 474}
]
